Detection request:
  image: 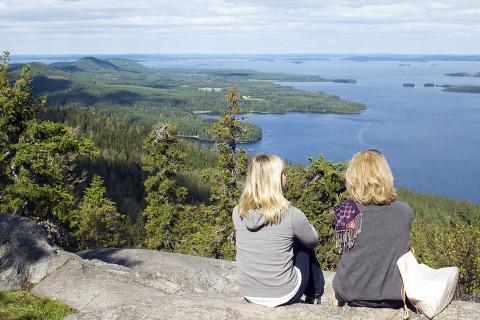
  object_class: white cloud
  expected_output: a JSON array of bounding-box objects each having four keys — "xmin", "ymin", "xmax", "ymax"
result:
[
  {"xmin": 426, "ymin": 2, "xmax": 451, "ymax": 9},
  {"xmin": 1, "ymin": 0, "xmax": 480, "ymax": 54}
]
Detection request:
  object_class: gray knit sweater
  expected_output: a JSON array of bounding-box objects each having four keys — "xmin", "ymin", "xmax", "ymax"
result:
[
  {"xmin": 232, "ymin": 205, "xmax": 319, "ymax": 298},
  {"xmin": 333, "ymin": 200, "xmax": 413, "ymax": 302}
]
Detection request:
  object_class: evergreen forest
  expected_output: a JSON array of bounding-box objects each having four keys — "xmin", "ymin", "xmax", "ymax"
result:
[{"xmin": 2, "ymin": 52, "xmax": 480, "ymax": 297}]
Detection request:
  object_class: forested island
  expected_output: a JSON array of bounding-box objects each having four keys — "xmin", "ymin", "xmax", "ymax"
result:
[
  {"xmin": 2, "ymin": 52, "xmax": 479, "ymax": 300},
  {"xmin": 344, "ymin": 55, "xmax": 480, "ymax": 94},
  {"xmin": 402, "ymin": 83, "xmax": 480, "ymax": 93},
  {"xmin": 441, "ymin": 71, "xmax": 480, "ymax": 93},
  {"xmin": 446, "ymin": 72, "xmax": 480, "ymax": 77},
  {"xmin": 442, "ymin": 85, "xmax": 480, "ymax": 93},
  {"xmin": 402, "ymin": 70, "xmax": 480, "ymax": 93}
]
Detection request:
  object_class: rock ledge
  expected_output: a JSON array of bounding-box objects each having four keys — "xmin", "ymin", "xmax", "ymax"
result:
[{"xmin": 2, "ymin": 212, "xmax": 479, "ymax": 319}]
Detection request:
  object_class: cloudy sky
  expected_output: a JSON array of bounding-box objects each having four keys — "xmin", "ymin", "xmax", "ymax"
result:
[{"xmin": 1, "ymin": 0, "xmax": 479, "ymax": 55}]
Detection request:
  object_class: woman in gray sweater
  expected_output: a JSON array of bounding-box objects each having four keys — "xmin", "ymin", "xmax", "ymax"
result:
[
  {"xmin": 333, "ymin": 149, "xmax": 413, "ymax": 308},
  {"xmin": 233, "ymin": 154, "xmax": 324, "ymax": 307}
]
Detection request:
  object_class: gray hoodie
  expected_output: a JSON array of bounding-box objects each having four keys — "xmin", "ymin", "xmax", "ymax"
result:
[{"xmin": 232, "ymin": 205, "xmax": 319, "ymax": 298}]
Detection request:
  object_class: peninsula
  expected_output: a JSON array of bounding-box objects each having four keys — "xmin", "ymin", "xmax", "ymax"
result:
[{"xmin": 10, "ymin": 57, "xmax": 367, "ymax": 141}]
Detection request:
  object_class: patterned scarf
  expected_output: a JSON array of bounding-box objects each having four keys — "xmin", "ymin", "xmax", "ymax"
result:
[{"xmin": 334, "ymin": 200, "xmax": 362, "ymax": 252}]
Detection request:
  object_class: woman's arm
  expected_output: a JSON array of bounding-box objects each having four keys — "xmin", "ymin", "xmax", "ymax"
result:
[{"xmin": 291, "ymin": 207, "xmax": 319, "ymax": 248}]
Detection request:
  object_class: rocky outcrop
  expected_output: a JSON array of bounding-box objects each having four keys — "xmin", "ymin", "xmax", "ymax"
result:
[
  {"xmin": 2, "ymin": 212, "xmax": 480, "ymax": 319},
  {"xmin": 31, "ymin": 249, "xmax": 480, "ymax": 320},
  {"xmin": 0, "ymin": 212, "xmax": 75, "ymax": 291}
]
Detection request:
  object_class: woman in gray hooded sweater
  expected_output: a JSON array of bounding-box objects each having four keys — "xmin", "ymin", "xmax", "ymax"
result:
[{"xmin": 232, "ymin": 154, "xmax": 324, "ymax": 307}]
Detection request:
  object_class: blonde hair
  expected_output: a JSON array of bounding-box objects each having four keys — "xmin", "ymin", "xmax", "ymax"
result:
[
  {"xmin": 238, "ymin": 154, "xmax": 290, "ymax": 223},
  {"xmin": 345, "ymin": 150, "xmax": 396, "ymax": 205}
]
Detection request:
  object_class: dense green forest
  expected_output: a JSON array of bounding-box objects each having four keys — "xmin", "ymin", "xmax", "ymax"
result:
[
  {"xmin": 2, "ymin": 52, "xmax": 480, "ymax": 296},
  {"xmin": 9, "ymin": 56, "xmax": 366, "ymax": 141},
  {"xmin": 37, "ymin": 107, "xmax": 218, "ymax": 219}
]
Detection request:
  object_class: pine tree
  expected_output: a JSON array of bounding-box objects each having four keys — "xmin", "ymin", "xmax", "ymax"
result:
[
  {"xmin": 0, "ymin": 52, "xmax": 43, "ymax": 154},
  {"xmin": 1, "ymin": 51, "xmax": 44, "ymax": 204},
  {"xmin": 283, "ymin": 154, "xmax": 348, "ymax": 269},
  {"xmin": 0, "ymin": 52, "xmax": 96, "ymax": 225},
  {"xmin": 204, "ymin": 86, "xmax": 250, "ymax": 259},
  {"xmin": 142, "ymin": 122, "xmax": 187, "ymax": 250},
  {"xmin": 71, "ymin": 174, "xmax": 127, "ymax": 250}
]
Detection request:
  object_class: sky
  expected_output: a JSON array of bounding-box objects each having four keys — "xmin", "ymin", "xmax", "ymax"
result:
[{"xmin": 1, "ymin": 0, "xmax": 480, "ymax": 56}]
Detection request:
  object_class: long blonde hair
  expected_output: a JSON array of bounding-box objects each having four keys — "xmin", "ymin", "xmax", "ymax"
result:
[
  {"xmin": 238, "ymin": 154, "xmax": 290, "ymax": 223},
  {"xmin": 346, "ymin": 150, "xmax": 397, "ymax": 205}
]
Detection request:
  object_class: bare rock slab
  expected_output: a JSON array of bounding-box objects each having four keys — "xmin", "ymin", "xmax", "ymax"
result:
[
  {"xmin": 32, "ymin": 248, "xmax": 480, "ymax": 320},
  {"xmin": 1, "ymin": 212, "xmax": 478, "ymax": 320},
  {"xmin": 0, "ymin": 212, "xmax": 75, "ymax": 291},
  {"xmin": 77, "ymin": 248, "xmax": 239, "ymax": 294}
]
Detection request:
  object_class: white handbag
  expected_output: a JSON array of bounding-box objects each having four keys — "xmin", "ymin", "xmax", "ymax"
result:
[{"xmin": 397, "ymin": 248, "xmax": 459, "ymax": 319}]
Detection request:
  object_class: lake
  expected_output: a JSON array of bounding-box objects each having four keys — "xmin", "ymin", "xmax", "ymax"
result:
[
  {"xmin": 12, "ymin": 55, "xmax": 480, "ymax": 204},
  {"xmin": 142, "ymin": 57, "xmax": 480, "ymax": 204}
]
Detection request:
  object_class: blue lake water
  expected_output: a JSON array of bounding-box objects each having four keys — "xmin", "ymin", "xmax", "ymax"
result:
[
  {"xmin": 14, "ymin": 55, "xmax": 480, "ymax": 204},
  {"xmin": 144, "ymin": 57, "xmax": 480, "ymax": 204}
]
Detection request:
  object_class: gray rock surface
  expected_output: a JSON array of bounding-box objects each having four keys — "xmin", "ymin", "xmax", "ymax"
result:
[
  {"xmin": 2, "ymin": 212, "xmax": 479, "ymax": 319},
  {"xmin": 32, "ymin": 248, "xmax": 480, "ymax": 320},
  {"xmin": 0, "ymin": 212, "xmax": 75, "ymax": 291}
]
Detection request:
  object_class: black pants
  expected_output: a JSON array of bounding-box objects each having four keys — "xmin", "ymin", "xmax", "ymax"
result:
[
  {"xmin": 347, "ymin": 300, "xmax": 404, "ymax": 309},
  {"xmin": 285, "ymin": 239, "xmax": 325, "ymax": 304}
]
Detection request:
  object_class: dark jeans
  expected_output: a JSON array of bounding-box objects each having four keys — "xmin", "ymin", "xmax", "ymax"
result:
[
  {"xmin": 347, "ymin": 300, "xmax": 404, "ymax": 309},
  {"xmin": 284, "ymin": 239, "xmax": 325, "ymax": 305}
]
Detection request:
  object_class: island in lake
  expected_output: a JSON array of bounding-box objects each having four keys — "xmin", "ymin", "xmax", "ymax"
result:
[
  {"xmin": 445, "ymin": 72, "xmax": 480, "ymax": 77},
  {"xmin": 401, "ymin": 70, "xmax": 480, "ymax": 93}
]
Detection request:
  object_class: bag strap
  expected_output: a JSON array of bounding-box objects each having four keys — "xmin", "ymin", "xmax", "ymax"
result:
[
  {"xmin": 402, "ymin": 284, "xmax": 409, "ymax": 320},
  {"xmin": 400, "ymin": 247, "xmax": 419, "ymax": 319}
]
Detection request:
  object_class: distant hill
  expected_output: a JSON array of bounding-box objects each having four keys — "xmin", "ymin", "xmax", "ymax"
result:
[
  {"xmin": 62, "ymin": 57, "xmax": 122, "ymax": 73},
  {"xmin": 52, "ymin": 57, "xmax": 152, "ymax": 74},
  {"xmin": 11, "ymin": 61, "xmax": 72, "ymax": 78},
  {"xmin": 10, "ymin": 62, "xmax": 78, "ymax": 94}
]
